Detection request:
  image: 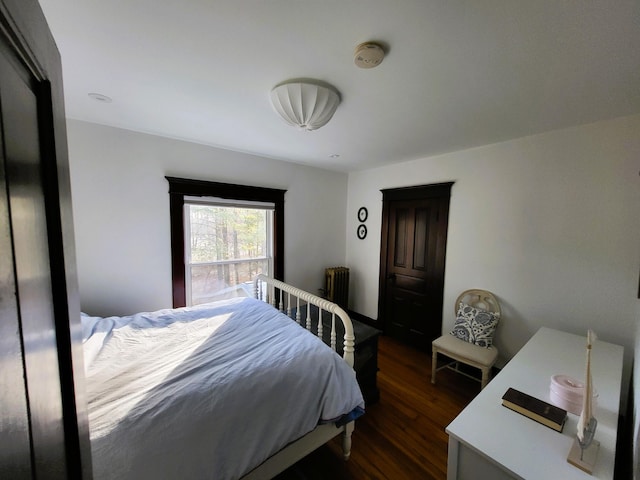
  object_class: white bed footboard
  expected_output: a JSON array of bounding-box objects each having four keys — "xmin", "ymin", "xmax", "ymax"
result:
[
  {"xmin": 253, "ymin": 274, "xmax": 355, "ymax": 368},
  {"xmin": 244, "ymin": 274, "xmax": 358, "ymax": 480}
]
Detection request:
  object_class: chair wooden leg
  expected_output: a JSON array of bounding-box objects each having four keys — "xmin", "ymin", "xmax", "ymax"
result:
[
  {"xmin": 480, "ymin": 367, "xmax": 490, "ymax": 389},
  {"xmin": 431, "ymin": 349, "xmax": 438, "ymax": 384}
]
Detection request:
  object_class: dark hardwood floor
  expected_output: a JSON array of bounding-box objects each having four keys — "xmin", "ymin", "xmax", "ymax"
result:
[{"xmin": 275, "ymin": 335, "xmax": 480, "ymax": 480}]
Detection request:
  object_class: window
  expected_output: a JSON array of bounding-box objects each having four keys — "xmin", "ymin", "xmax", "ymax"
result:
[
  {"xmin": 167, "ymin": 177, "xmax": 285, "ymax": 308},
  {"xmin": 185, "ymin": 198, "xmax": 273, "ymax": 305}
]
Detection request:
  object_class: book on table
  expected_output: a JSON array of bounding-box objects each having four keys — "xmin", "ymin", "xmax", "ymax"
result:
[{"xmin": 501, "ymin": 387, "xmax": 567, "ymax": 432}]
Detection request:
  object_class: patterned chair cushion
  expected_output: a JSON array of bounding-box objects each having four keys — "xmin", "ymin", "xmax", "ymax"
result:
[{"xmin": 450, "ymin": 302, "xmax": 500, "ymax": 348}]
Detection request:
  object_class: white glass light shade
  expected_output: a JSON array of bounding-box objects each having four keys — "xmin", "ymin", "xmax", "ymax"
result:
[{"xmin": 270, "ymin": 82, "xmax": 340, "ymax": 131}]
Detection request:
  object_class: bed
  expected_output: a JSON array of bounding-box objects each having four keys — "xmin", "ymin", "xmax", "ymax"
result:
[{"xmin": 81, "ymin": 274, "xmax": 364, "ymax": 480}]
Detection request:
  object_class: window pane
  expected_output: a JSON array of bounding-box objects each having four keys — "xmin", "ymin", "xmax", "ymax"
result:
[
  {"xmin": 186, "ymin": 204, "xmax": 271, "ymax": 305},
  {"xmin": 189, "ymin": 205, "xmax": 267, "ymax": 262},
  {"xmin": 189, "ymin": 259, "xmax": 269, "ymax": 305}
]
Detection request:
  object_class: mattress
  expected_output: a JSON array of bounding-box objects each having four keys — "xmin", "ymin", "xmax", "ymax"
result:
[{"xmin": 82, "ymin": 296, "xmax": 364, "ymax": 480}]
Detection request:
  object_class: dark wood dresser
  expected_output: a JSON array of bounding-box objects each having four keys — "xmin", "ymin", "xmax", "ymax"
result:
[{"xmin": 350, "ymin": 319, "xmax": 380, "ymax": 404}]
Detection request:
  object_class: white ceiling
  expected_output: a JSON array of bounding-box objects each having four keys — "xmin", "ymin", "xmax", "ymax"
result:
[{"xmin": 39, "ymin": 0, "xmax": 640, "ymax": 172}]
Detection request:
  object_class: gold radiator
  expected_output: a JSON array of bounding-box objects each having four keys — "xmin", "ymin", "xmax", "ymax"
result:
[{"xmin": 325, "ymin": 266, "xmax": 349, "ymax": 308}]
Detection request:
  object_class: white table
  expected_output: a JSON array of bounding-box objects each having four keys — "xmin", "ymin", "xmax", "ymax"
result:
[{"xmin": 446, "ymin": 327, "xmax": 624, "ymax": 479}]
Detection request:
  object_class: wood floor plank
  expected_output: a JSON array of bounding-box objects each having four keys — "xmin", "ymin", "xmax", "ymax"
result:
[{"xmin": 275, "ymin": 335, "xmax": 481, "ymax": 479}]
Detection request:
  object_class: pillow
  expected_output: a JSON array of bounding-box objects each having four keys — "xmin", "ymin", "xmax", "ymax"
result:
[{"xmin": 450, "ymin": 302, "xmax": 500, "ymax": 348}]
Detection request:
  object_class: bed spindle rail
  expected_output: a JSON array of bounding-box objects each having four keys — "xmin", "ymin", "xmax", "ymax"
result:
[
  {"xmin": 317, "ymin": 309, "xmax": 323, "ymax": 340},
  {"xmin": 330, "ymin": 313, "xmax": 337, "ymax": 351},
  {"xmin": 253, "ymin": 274, "xmax": 355, "ymax": 368}
]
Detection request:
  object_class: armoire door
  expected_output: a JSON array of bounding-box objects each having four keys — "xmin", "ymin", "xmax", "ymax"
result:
[
  {"xmin": 378, "ymin": 183, "xmax": 452, "ymax": 350},
  {"xmin": 0, "ymin": 0, "xmax": 90, "ymax": 478}
]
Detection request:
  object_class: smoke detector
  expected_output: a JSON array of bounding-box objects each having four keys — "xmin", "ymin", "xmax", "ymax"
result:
[{"xmin": 354, "ymin": 42, "xmax": 385, "ymax": 69}]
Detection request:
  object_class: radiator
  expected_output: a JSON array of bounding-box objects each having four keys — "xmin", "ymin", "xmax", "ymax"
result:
[{"xmin": 325, "ymin": 267, "xmax": 349, "ymax": 308}]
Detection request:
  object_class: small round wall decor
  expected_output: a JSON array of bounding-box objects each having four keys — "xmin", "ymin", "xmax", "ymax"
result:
[
  {"xmin": 357, "ymin": 224, "xmax": 367, "ymax": 240},
  {"xmin": 357, "ymin": 207, "xmax": 368, "ymax": 223}
]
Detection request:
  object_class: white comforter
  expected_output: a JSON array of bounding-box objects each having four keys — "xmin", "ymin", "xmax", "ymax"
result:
[{"xmin": 82, "ymin": 297, "xmax": 364, "ymax": 480}]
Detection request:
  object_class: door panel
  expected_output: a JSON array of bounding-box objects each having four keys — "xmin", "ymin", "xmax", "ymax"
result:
[
  {"xmin": 413, "ymin": 207, "xmax": 430, "ymax": 269},
  {"xmin": 394, "ymin": 274, "xmax": 425, "ymax": 293},
  {"xmin": 0, "ymin": 66, "xmax": 32, "ymax": 480},
  {"xmin": 379, "ymin": 184, "xmax": 452, "ymax": 351},
  {"xmin": 393, "ymin": 207, "xmax": 409, "ymax": 267}
]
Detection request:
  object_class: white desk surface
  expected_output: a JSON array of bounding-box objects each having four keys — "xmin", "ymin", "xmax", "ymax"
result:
[{"xmin": 446, "ymin": 327, "xmax": 624, "ymax": 479}]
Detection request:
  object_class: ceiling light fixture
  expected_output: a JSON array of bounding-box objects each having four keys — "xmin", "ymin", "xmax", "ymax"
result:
[
  {"xmin": 354, "ymin": 42, "xmax": 385, "ymax": 69},
  {"xmin": 270, "ymin": 80, "xmax": 340, "ymax": 131}
]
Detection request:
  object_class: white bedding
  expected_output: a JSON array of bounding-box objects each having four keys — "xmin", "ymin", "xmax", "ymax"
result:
[{"xmin": 82, "ymin": 297, "xmax": 364, "ymax": 480}]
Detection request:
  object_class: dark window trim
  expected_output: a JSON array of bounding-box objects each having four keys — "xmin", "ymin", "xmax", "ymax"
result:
[{"xmin": 166, "ymin": 176, "xmax": 286, "ymax": 308}]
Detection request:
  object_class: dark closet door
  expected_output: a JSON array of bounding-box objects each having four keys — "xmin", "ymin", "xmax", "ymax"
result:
[
  {"xmin": 0, "ymin": 0, "xmax": 90, "ymax": 478},
  {"xmin": 0, "ymin": 49, "xmax": 32, "ymax": 476},
  {"xmin": 378, "ymin": 183, "xmax": 452, "ymax": 350}
]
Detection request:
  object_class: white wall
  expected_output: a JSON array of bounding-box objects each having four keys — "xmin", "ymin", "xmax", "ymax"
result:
[
  {"xmin": 67, "ymin": 115, "xmax": 639, "ymax": 444},
  {"xmin": 346, "ymin": 115, "xmax": 640, "ymax": 379},
  {"xmin": 67, "ymin": 120, "xmax": 348, "ymax": 316}
]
